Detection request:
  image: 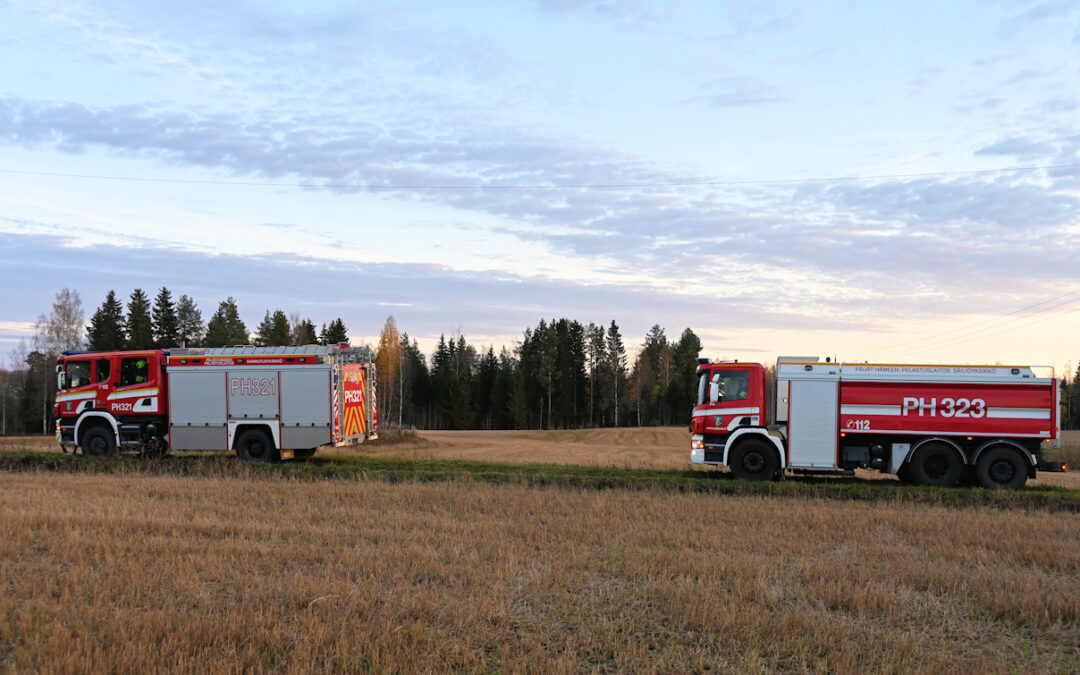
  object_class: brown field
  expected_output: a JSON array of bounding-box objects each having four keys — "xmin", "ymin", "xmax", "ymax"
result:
[
  {"xmin": 349, "ymin": 427, "xmax": 1080, "ymax": 489},
  {"xmin": 5, "ymin": 428, "xmax": 1079, "ymax": 488},
  {"xmin": 1, "ymin": 471, "xmax": 1078, "ymax": 672}
]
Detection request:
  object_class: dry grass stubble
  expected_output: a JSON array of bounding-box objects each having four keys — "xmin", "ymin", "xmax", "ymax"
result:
[{"xmin": 1, "ymin": 473, "xmax": 1078, "ymax": 672}]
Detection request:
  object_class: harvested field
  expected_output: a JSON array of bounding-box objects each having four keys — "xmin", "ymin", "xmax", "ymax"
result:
[
  {"xmin": 1, "ymin": 472, "xmax": 1078, "ymax": 672},
  {"xmin": 350, "ymin": 427, "xmax": 1080, "ymax": 489},
  {"xmin": 4, "ymin": 428, "xmax": 1078, "ymax": 489}
]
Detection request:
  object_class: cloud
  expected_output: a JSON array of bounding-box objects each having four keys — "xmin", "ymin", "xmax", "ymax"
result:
[
  {"xmin": 697, "ymin": 76, "xmax": 784, "ymax": 107},
  {"xmin": 2, "ymin": 94, "xmax": 1079, "ymax": 321},
  {"xmin": 533, "ymin": 0, "xmax": 670, "ymax": 22},
  {"xmin": 0, "ymin": 229, "xmax": 855, "ymax": 355},
  {"xmin": 975, "ymin": 136, "xmax": 1056, "ymax": 160},
  {"xmin": 1013, "ymin": 0, "xmax": 1079, "ymax": 24}
]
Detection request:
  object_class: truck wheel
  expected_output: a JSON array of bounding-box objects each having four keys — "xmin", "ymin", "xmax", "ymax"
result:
[
  {"xmin": 975, "ymin": 447, "xmax": 1027, "ymax": 490},
  {"xmin": 81, "ymin": 426, "xmax": 117, "ymax": 458},
  {"xmin": 235, "ymin": 429, "xmax": 278, "ymax": 463},
  {"xmin": 907, "ymin": 443, "xmax": 961, "ymax": 487},
  {"xmin": 729, "ymin": 439, "xmax": 779, "ymax": 481}
]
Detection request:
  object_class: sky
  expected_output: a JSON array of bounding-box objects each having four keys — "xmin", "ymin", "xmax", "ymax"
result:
[{"xmin": 1, "ymin": 0, "xmax": 1079, "ymax": 371}]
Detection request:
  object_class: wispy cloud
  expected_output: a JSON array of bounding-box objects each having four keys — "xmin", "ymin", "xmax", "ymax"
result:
[
  {"xmin": 2, "ymin": 94, "xmax": 1078, "ymax": 315},
  {"xmin": 975, "ymin": 136, "xmax": 1056, "ymax": 160},
  {"xmin": 697, "ymin": 76, "xmax": 784, "ymax": 107}
]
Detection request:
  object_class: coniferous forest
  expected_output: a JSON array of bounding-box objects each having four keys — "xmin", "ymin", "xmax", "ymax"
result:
[
  {"xmin": 1, "ymin": 287, "xmax": 710, "ymax": 434},
  {"xmin": 7, "ymin": 287, "xmax": 1080, "ymax": 435}
]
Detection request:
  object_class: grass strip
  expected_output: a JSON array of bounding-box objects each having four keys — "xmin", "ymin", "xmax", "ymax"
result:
[{"xmin": 1, "ymin": 450, "xmax": 1078, "ymax": 512}]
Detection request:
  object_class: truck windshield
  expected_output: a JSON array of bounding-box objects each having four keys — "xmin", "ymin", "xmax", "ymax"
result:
[{"xmin": 697, "ymin": 371, "xmax": 708, "ymax": 406}]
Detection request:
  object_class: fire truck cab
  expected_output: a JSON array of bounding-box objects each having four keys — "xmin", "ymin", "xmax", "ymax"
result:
[{"xmin": 55, "ymin": 350, "xmax": 167, "ymax": 457}]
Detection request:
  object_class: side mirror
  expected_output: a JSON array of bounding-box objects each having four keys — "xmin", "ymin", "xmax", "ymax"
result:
[{"xmin": 709, "ymin": 381, "xmax": 719, "ymax": 403}]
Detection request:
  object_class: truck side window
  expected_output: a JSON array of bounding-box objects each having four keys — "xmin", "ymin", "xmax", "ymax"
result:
[
  {"xmin": 95, "ymin": 358, "xmax": 111, "ymax": 384},
  {"xmin": 717, "ymin": 371, "xmax": 750, "ymax": 402},
  {"xmin": 119, "ymin": 357, "xmax": 149, "ymax": 387},
  {"xmin": 64, "ymin": 361, "xmax": 91, "ymax": 389}
]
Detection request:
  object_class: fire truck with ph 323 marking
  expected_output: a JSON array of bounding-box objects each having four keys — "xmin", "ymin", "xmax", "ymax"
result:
[
  {"xmin": 53, "ymin": 345, "xmax": 377, "ymax": 461},
  {"xmin": 690, "ymin": 356, "xmax": 1067, "ymax": 489}
]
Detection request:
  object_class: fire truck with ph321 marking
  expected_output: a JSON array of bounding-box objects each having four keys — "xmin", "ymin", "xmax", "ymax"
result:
[
  {"xmin": 691, "ymin": 356, "xmax": 1067, "ymax": 489},
  {"xmin": 53, "ymin": 344, "xmax": 377, "ymax": 461}
]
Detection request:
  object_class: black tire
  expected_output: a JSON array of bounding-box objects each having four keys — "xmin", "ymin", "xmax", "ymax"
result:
[
  {"xmin": 235, "ymin": 428, "xmax": 278, "ymax": 463},
  {"xmin": 293, "ymin": 448, "xmax": 317, "ymax": 460},
  {"xmin": 975, "ymin": 447, "xmax": 1028, "ymax": 490},
  {"xmin": 728, "ymin": 439, "xmax": 779, "ymax": 481},
  {"xmin": 907, "ymin": 442, "xmax": 962, "ymax": 487},
  {"xmin": 81, "ymin": 426, "xmax": 117, "ymax": 458}
]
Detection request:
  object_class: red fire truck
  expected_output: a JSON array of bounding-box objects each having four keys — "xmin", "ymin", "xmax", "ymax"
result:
[
  {"xmin": 690, "ymin": 356, "xmax": 1065, "ymax": 489},
  {"xmin": 54, "ymin": 345, "xmax": 377, "ymax": 461}
]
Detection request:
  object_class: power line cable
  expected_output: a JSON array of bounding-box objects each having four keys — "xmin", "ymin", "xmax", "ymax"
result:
[
  {"xmin": 898, "ymin": 304, "xmax": 1080, "ymax": 358},
  {"xmin": 872, "ymin": 297, "xmax": 1080, "ymax": 360},
  {"xmin": 869, "ymin": 289, "xmax": 1080, "ymax": 355},
  {"xmin": 0, "ymin": 162, "xmax": 1078, "ymax": 190}
]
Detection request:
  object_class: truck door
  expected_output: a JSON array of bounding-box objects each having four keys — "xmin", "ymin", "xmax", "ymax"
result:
[
  {"xmin": 700, "ymin": 367, "xmax": 760, "ymax": 435},
  {"xmin": 111, "ymin": 355, "xmax": 161, "ymax": 416}
]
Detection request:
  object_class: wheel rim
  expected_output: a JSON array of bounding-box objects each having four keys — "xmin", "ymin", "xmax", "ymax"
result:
[
  {"xmin": 88, "ymin": 436, "xmax": 107, "ymax": 456},
  {"xmin": 743, "ymin": 451, "xmax": 765, "ymax": 473},
  {"xmin": 924, "ymin": 454, "xmax": 948, "ymax": 479},
  {"xmin": 989, "ymin": 459, "xmax": 1015, "ymax": 483},
  {"xmin": 248, "ymin": 441, "xmax": 266, "ymax": 459}
]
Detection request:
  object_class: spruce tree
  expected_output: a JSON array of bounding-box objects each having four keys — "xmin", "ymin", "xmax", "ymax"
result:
[
  {"xmin": 205, "ymin": 297, "xmax": 249, "ymax": 347},
  {"xmin": 606, "ymin": 320, "xmax": 627, "ymax": 426},
  {"xmin": 292, "ymin": 318, "xmax": 317, "ymax": 345},
  {"xmin": 319, "ymin": 318, "xmax": 348, "ymax": 345},
  {"xmin": 152, "ymin": 287, "xmax": 179, "ymax": 348},
  {"xmin": 176, "ymin": 295, "xmax": 205, "ymax": 347},
  {"xmin": 87, "ymin": 290, "xmax": 126, "ymax": 351},
  {"xmin": 125, "ymin": 289, "xmax": 154, "ymax": 349},
  {"xmin": 254, "ymin": 310, "xmax": 291, "ymax": 346}
]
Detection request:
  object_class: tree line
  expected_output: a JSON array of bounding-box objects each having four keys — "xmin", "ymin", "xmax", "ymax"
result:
[
  {"xmin": 0, "ymin": 288, "xmax": 706, "ymax": 435},
  {"xmin": 0, "ymin": 288, "xmax": 351, "ymax": 435},
  {"xmin": 83, "ymin": 287, "xmax": 350, "ymax": 351},
  {"xmin": 7, "ymin": 287, "xmax": 1079, "ymax": 437},
  {"xmin": 373, "ymin": 317, "xmax": 703, "ymax": 431},
  {"xmin": 1062, "ymin": 367, "xmax": 1080, "ymax": 431}
]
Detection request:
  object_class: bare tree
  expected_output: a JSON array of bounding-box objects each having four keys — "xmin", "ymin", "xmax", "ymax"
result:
[
  {"xmin": 32, "ymin": 289, "xmax": 84, "ymax": 434},
  {"xmin": 34, "ymin": 288, "xmax": 85, "ymax": 356}
]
